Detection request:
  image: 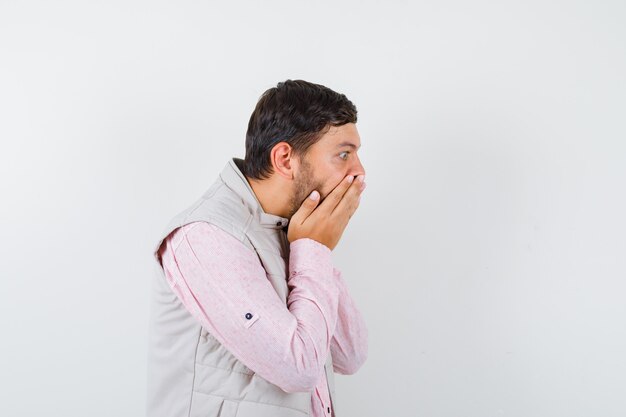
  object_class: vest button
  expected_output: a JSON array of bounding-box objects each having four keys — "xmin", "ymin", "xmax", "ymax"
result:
[{"xmin": 245, "ymin": 312, "xmax": 253, "ymax": 320}]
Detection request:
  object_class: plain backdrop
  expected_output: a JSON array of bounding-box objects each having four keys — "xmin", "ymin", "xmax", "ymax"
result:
[{"xmin": 1, "ymin": 1, "xmax": 625, "ymax": 416}]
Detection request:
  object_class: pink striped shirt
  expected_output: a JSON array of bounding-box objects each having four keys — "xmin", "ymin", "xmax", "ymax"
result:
[{"xmin": 157, "ymin": 221, "xmax": 368, "ymax": 417}]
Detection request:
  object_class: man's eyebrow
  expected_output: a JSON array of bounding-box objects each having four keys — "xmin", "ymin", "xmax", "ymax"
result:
[{"xmin": 336, "ymin": 142, "xmax": 361, "ymax": 150}]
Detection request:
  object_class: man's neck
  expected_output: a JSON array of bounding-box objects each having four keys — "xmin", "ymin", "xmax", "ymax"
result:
[{"xmin": 246, "ymin": 175, "xmax": 291, "ymax": 219}]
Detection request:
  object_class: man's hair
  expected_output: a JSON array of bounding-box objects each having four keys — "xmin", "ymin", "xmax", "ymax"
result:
[{"xmin": 242, "ymin": 79, "xmax": 358, "ymax": 180}]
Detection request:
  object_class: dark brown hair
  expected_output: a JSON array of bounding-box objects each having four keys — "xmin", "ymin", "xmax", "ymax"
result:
[{"xmin": 243, "ymin": 79, "xmax": 358, "ymax": 180}]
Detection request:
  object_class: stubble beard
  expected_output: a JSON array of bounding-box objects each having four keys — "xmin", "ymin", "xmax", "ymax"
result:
[{"xmin": 287, "ymin": 159, "xmax": 322, "ymax": 219}]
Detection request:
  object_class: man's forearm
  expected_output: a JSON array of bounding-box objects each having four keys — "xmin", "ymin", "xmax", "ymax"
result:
[{"xmin": 329, "ymin": 268, "xmax": 369, "ymax": 375}]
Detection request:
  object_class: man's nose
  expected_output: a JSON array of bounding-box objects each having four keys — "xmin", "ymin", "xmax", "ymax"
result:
[{"xmin": 350, "ymin": 156, "xmax": 366, "ymax": 178}]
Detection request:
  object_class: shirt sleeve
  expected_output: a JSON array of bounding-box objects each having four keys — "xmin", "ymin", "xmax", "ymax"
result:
[
  {"xmin": 157, "ymin": 221, "xmax": 340, "ymax": 393},
  {"xmin": 329, "ymin": 267, "xmax": 369, "ymax": 375}
]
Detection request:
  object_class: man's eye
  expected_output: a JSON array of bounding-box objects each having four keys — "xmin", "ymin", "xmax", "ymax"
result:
[{"xmin": 339, "ymin": 151, "xmax": 350, "ymax": 160}]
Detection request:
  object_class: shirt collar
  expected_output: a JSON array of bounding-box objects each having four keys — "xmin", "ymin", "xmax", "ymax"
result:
[{"xmin": 219, "ymin": 157, "xmax": 290, "ymax": 230}]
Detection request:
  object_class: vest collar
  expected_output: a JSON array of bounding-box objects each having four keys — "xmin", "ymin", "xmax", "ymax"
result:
[{"xmin": 219, "ymin": 157, "xmax": 290, "ymax": 230}]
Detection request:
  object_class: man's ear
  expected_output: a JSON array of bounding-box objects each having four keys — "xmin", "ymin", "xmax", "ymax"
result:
[{"xmin": 270, "ymin": 142, "xmax": 298, "ymax": 180}]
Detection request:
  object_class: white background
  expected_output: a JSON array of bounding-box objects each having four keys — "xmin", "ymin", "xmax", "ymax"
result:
[{"xmin": 1, "ymin": 1, "xmax": 625, "ymax": 416}]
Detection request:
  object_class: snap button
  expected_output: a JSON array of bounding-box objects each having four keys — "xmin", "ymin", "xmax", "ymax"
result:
[
  {"xmin": 276, "ymin": 221, "xmax": 282, "ymax": 226},
  {"xmin": 245, "ymin": 312, "xmax": 253, "ymax": 320}
]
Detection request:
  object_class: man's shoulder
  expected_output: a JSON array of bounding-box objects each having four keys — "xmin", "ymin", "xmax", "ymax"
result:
[
  {"xmin": 185, "ymin": 187, "xmax": 252, "ymax": 238},
  {"xmin": 165, "ymin": 221, "xmax": 258, "ymax": 267},
  {"xmin": 155, "ymin": 178, "xmax": 254, "ymax": 257},
  {"xmin": 169, "ymin": 221, "xmax": 237, "ymax": 247}
]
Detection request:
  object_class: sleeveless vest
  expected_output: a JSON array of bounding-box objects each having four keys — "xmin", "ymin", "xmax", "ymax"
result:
[{"xmin": 147, "ymin": 157, "xmax": 337, "ymax": 417}]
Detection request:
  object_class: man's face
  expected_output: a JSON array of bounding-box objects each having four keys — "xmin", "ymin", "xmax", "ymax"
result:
[{"xmin": 287, "ymin": 123, "xmax": 365, "ymax": 218}]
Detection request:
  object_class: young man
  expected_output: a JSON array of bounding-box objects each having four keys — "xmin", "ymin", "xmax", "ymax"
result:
[{"xmin": 148, "ymin": 80, "xmax": 368, "ymax": 417}]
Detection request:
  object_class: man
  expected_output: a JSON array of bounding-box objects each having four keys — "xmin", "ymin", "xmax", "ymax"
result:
[{"xmin": 147, "ymin": 79, "xmax": 368, "ymax": 417}]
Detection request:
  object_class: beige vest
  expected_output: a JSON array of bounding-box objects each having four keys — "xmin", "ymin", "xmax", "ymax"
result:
[{"xmin": 147, "ymin": 157, "xmax": 337, "ymax": 417}]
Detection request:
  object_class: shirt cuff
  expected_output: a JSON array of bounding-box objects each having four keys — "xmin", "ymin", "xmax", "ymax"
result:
[{"xmin": 289, "ymin": 238, "xmax": 333, "ymax": 278}]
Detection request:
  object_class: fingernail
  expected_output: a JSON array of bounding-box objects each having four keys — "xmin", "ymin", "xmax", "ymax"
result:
[
  {"xmin": 309, "ymin": 190, "xmax": 319, "ymax": 200},
  {"xmin": 347, "ymin": 175, "xmax": 354, "ymax": 183},
  {"xmin": 357, "ymin": 175, "xmax": 365, "ymax": 183}
]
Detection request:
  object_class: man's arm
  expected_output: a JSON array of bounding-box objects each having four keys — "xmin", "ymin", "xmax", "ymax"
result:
[
  {"xmin": 158, "ymin": 221, "xmax": 339, "ymax": 393},
  {"xmin": 329, "ymin": 267, "xmax": 369, "ymax": 375}
]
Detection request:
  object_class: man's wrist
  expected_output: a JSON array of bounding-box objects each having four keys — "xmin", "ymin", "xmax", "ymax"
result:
[
  {"xmin": 291, "ymin": 237, "xmax": 331, "ymax": 253},
  {"xmin": 289, "ymin": 238, "xmax": 333, "ymax": 278}
]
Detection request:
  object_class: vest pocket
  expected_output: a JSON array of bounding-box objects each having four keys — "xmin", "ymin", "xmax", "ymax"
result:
[
  {"xmin": 217, "ymin": 399, "xmax": 239, "ymax": 416},
  {"xmin": 189, "ymin": 393, "xmax": 239, "ymax": 417},
  {"xmin": 234, "ymin": 400, "xmax": 311, "ymax": 417}
]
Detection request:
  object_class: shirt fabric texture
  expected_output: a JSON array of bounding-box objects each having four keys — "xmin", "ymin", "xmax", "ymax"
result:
[{"xmin": 158, "ymin": 220, "xmax": 368, "ymax": 417}]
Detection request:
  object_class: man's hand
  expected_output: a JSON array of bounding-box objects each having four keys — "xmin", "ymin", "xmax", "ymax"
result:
[{"xmin": 287, "ymin": 174, "xmax": 366, "ymax": 250}]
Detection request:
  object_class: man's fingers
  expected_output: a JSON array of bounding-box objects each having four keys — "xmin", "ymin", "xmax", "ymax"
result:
[
  {"xmin": 317, "ymin": 174, "xmax": 355, "ymax": 214},
  {"xmin": 331, "ymin": 175, "xmax": 365, "ymax": 220},
  {"xmin": 291, "ymin": 190, "xmax": 320, "ymax": 225}
]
